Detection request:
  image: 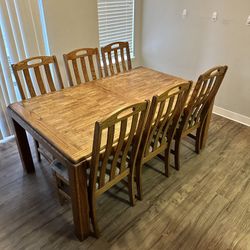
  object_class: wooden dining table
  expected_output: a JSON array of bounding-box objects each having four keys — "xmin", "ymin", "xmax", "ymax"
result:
[{"xmin": 7, "ymin": 66, "xmax": 211, "ymax": 241}]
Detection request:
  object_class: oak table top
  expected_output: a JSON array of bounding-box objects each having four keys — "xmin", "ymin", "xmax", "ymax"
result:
[{"xmin": 8, "ymin": 67, "xmax": 186, "ymax": 165}]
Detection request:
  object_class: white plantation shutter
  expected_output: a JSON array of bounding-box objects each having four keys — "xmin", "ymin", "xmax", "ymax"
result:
[{"xmin": 97, "ymin": 0, "xmax": 135, "ymax": 57}]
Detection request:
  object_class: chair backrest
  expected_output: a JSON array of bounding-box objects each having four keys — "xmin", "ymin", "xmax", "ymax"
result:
[
  {"xmin": 12, "ymin": 55, "xmax": 64, "ymax": 100},
  {"xmin": 101, "ymin": 41, "xmax": 132, "ymax": 77},
  {"xmin": 90, "ymin": 100, "xmax": 150, "ymax": 196},
  {"xmin": 141, "ymin": 82, "xmax": 192, "ymax": 160},
  {"xmin": 63, "ymin": 48, "xmax": 103, "ymax": 86},
  {"xmin": 180, "ymin": 65, "xmax": 228, "ymax": 132}
]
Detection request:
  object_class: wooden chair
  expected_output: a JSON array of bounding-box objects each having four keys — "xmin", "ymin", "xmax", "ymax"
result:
[
  {"xmin": 12, "ymin": 55, "xmax": 64, "ymax": 162},
  {"xmin": 173, "ymin": 65, "xmax": 228, "ymax": 170},
  {"xmin": 63, "ymin": 48, "xmax": 103, "ymax": 86},
  {"xmin": 101, "ymin": 41, "xmax": 132, "ymax": 77},
  {"xmin": 51, "ymin": 100, "xmax": 150, "ymax": 237},
  {"xmin": 136, "ymin": 82, "xmax": 192, "ymax": 200},
  {"xmin": 12, "ymin": 56, "xmax": 64, "ymax": 100}
]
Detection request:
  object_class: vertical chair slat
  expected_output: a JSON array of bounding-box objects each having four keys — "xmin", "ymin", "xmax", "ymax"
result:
[
  {"xmin": 102, "ymin": 52, "xmax": 109, "ymax": 77},
  {"xmin": 189, "ymin": 81, "xmax": 205, "ymax": 127},
  {"xmin": 107, "ymin": 52, "xmax": 114, "ymax": 76},
  {"xmin": 120, "ymin": 113, "xmax": 139, "ymax": 173},
  {"xmin": 126, "ymin": 46, "xmax": 132, "ymax": 70},
  {"xmin": 88, "ymin": 55, "xmax": 97, "ymax": 80},
  {"xmin": 99, "ymin": 125, "xmax": 115, "ymax": 188},
  {"xmin": 200, "ymin": 79, "xmax": 209, "ymax": 97},
  {"xmin": 161, "ymin": 95, "xmax": 176, "ymax": 139},
  {"xmin": 96, "ymin": 51, "xmax": 103, "ymax": 78},
  {"xmin": 53, "ymin": 56, "xmax": 64, "ymax": 90},
  {"xmin": 72, "ymin": 59, "xmax": 81, "ymax": 85},
  {"xmin": 80, "ymin": 57, "xmax": 89, "ymax": 82},
  {"xmin": 63, "ymin": 54, "xmax": 74, "ymax": 86},
  {"xmin": 110, "ymin": 119, "xmax": 127, "ymax": 180},
  {"xmin": 204, "ymin": 77, "xmax": 216, "ymax": 97},
  {"xmin": 198, "ymin": 80, "xmax": 208, "ymax": 99},
  {"xmin": 194, "ymin": 76, "xmax": 216, "ymax": 123},
  {"xmin": 34, "ymin": 66, "xmax": 46, "ymax": 95},
  {"xmin": 161, "ymin": 94, "xmax": 181, "ymax": 141},
  {"xmin": 153, "ymin": 96, "xmax": 175, "ymax": 150},
  {"xmin": 114, "ymin": 48, "xmax": 120, "ymax": 73},
  {"xmin": 120, "ymin": 49, "xmax": 127, "ymax": 71},
  {"xmin": 191, "ymin": 77, "xmax": 214, "ymax": 127},
  {"xmin": 23, "ymin": 68, "xmax": 36, "ymax": 97},
  {"xmin": 145, "ymin": 100, "xmax": 165, "ymax": 154},
  {"xmin": 44, "ymin": 64, "xmax": 56, "ymax": 92}
]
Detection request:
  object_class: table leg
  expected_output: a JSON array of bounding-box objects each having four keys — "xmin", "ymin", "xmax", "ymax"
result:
[
  {"xmin": 12, "ymin": 119, "xmax": 35, "ymax": 173},
  {"xmin": 68, "ymin": 163, "xmax": 91, "ymax": 241},
  {"xmin": 201, "ymin": 102, "xmax": 214, "ymax": 150}
]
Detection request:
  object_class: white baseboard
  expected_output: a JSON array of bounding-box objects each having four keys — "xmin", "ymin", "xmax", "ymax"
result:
[{"xmin": 213, "ymin": 106, "xmax": 250, "ymax": 127}]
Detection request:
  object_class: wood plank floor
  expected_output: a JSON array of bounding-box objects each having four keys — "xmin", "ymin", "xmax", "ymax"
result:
[{"xmin": 0, "ymin": 114, "xmax": 250, "ymax": 250}]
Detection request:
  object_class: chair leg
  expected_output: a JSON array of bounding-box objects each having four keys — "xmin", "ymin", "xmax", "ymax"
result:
[
  {"xmin": 164, "ymin": 147, "xmax": 170, "ymax": 177},
  {"xmin": 89, "ymin": 195, "xmax": 100, "ymax": 238},
  {"xmin": 195, "ymin": 127, "xmax": 202, "ymax": 154},
  {"xmin": 174, "ymin": 136, "xmax": 181, "ymax": 171},
  {"xmin": 128, "ymin": 174, "xmax": 135, "ymax": 206},
  {"xmin": 199, "ymin": 117, "xmax": 209, "ymax": 151},
  {"xmin": 34, "ymin": 139, "xmax": 41, "ymax": 162},
  {"xmin": 200, "ymin": 104, "xmax": 213, "ymax": 150},
  {"xmin": 135, "ymin": 162, "xmax": 143, "ymax": 201}
]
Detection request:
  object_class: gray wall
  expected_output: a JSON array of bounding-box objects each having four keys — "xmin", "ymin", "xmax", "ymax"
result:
[{"xmin": 141, "ymin": 0, "xmax": 250, "ymax": 117}]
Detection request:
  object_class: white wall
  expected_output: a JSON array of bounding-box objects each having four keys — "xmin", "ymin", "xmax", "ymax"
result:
[
  {"xmin": 42, "ymin": 0, "xmax": 142, "ymax": 83},
  {"xmin": 141, "ymin": 0, "xmax": 250, "ymax": 120}
]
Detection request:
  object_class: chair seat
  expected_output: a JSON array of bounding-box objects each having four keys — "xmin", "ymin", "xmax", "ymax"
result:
[
  {"xmin": 51, "ymin": 160, "xmax": 69, "ymax": 180},
  {"xmin": 51, "ymin": 157, "xmax": 129, "ymax": 189}
]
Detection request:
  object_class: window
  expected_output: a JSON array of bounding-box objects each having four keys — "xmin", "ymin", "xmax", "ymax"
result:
[{"xmin": 97, "ymin": 0, "xmax": 135, "ymax": 58}]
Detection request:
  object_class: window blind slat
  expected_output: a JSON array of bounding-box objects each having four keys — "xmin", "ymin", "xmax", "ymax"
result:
[{"xmin": 97, "ymin": 0, "xmax": 135, "ymax": 57}]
